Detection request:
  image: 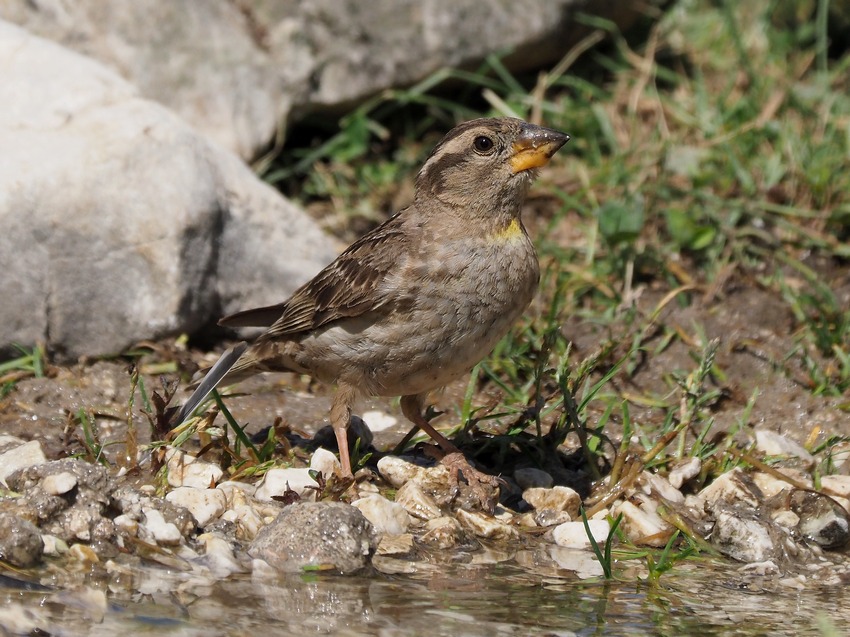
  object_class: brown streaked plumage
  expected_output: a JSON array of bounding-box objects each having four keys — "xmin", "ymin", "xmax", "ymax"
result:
[{"xmin": 175, "ymin": 117, "xmax": 570, "ymax": 505}]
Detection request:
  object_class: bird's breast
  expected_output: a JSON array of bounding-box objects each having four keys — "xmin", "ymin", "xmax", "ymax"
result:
[{"xmin": 290, "ymin": 230, "xmax": 539, "ymax": 397}]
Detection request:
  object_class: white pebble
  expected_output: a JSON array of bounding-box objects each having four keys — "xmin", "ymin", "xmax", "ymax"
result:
[
  {"xmin": 0, "ymin": 440, "xmax": 46, "ymax": 486},
  {"xmin": 142, "ymin": 508, "xmax": 183, "ymax": 545},
  {"xmin": 395, "ymin": 481, "xmax": 442, "ymax": 520},
  {"xmin": 522, "ymin": 486, "xmax": 581, "ymax": 516},
  {"xmin": 613, "ymin": 500, "xmax": 673, "ymax": 547},
  {"xmin": 41, "ymin": 534, "xmax": 69, "ymax": 556},
  {"xmin": 254, "ymin": 468, "xmax": 318, "ymax": 501},
  {"xmin": 643, "ymin": 472, "xmax": 684, "ymax": 504},
  {"xmin": 309, "ymin": 447, "xmax": 341, "ymax": 479},
  {"xmin": 352, "ymin": 494, "xmax": 410, "ymax": 535},
  {"xmin": 755, "ymin": 430, "xmax": 814, "ymax": 464},
  {"xmin": 548, "ymin": 546, "xmax": 604, "ymax": 579},
  {"xmin": 41, "ymin": 471, "xmax": 78, "ymax": 495},
  {"xmin": 668, "ymin": 457, "xmax": 701, "ymax": 489},
  {"xmin": 166, "ymin": 448, "xmax": 223, "ymax": 488},
  {"xmin": 552, "ymin": 519, "xmax": 610, "ymax": 549},
  {"xmin": 455, "ymin": 509, "xmax": 517, "ymax": 540},
  {"xmin": 166, "ymin": 487, "xmax": 227, "ymax": 527},
  {"xmin": 362, "ymin": 410, "xmax": 398, "ymax": 432},
  {"xmin": 199, "ymin": 533, "xmax": 244, "ymax": 578},
  {"xmin": 113, "ymin": 514, "xmax": 139, "ymax": 536}
]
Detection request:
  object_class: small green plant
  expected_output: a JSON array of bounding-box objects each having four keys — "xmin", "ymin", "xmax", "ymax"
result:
[
  {"xmin": 73, "ymin": 408, "xmax": 107, "ymax": 466},
  {"xmin": 0, "ymin": 343, "xmax": 45, "ymax": 398},
  {"xmin": 581, "ymin": 507, "xmax": 623, "ymax": 580}
]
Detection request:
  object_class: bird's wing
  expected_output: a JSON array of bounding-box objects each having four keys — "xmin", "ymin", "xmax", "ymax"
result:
[{"xmin": 219, "ymin": 212, "xmax": 411, "ymax": 337}]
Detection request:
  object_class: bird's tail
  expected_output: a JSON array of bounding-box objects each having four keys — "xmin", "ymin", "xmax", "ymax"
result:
[{"xmin": 171, "ymin": 341, "xmax": 249, "ymax": 426}]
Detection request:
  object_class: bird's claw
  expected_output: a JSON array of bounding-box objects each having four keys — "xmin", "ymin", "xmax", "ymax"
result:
[{"xmin": 439, "ymin": 451, "xmax": 500, "ymax": 513}]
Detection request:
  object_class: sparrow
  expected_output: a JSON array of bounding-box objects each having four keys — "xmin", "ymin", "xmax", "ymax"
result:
[{"xmin": 175, "ymin": 117, "xmax": 570, "ymax": 503}]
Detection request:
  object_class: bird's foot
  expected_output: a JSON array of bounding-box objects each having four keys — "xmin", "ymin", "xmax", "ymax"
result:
[{"xmin": 426, "ymin": 448, "xmax": 500, "ymax": 513}]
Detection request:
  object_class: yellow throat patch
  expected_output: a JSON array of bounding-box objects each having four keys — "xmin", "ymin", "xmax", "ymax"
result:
[{"xmin": 492, "ymin": 218, "xmax": 524, "ymax": 241}]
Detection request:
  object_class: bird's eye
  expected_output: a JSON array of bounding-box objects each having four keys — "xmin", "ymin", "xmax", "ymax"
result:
[{"xmin": 473, "ymin": 135, "xmax": 495, "ymax": 154}]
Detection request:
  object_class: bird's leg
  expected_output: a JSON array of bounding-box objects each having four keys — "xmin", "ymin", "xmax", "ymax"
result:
[
  {"xmin": 400, "ymin": 394, "xmax": 499, "ymax": 509},
  {"xmin": 330, "ymin": 383, "xmax": 358, "ymax": 479}
]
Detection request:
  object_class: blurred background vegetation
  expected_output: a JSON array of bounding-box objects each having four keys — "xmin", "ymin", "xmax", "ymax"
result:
[{"xmin": 259, "ymin": 0, "xmax": 849, "ymax": 392}]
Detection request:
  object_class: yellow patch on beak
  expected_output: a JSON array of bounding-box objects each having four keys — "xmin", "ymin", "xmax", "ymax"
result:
[
  {"xmin": 509, "ymin": 126, "xmax": 571, "ymax": 174},
  {"xmin": 510, "ymin": 145, "xmax": 559, "ymax": 173}
]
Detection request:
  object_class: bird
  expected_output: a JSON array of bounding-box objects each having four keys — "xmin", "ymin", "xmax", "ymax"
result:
[{"xmin": 174, "ymin": 117, "xmax": 570, "ymax": 500}]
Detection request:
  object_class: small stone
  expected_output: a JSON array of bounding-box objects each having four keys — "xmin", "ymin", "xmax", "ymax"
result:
[
  {"xmin": 755, "ymin": 430, "xmax": 814, "ymax": 464},
  {"xmin": 314, "ymin": 415, "xmax": 374, "ymax": 451},
  {"xmin": 69, "ymin": 543, "xmax": 100, "ymax": 564},
  {"xmin": 613, "ymin": 500, "xmax": 674, "ymax": 547},
  {"xmin": 377, "ymin": 456, "xmax": 449, "ymax": 490},
  {"xmin": 41, "ymin": 471, "xmax": 78, "ymax": 495},
  {"xmin": 352, "ymin": 494, "xmax": 410, "ymax": 536},
  {"xmin": 249, "ymin": 502, "xmax": 377, "ymax": 574},
  {"xmin": 790, "ymin": 489, "xmax": 850, "ymax": 549},
  {"xmin": 216, "ymin": 480, "xmax": 257, "ymax": 502},
  {"xmin": 166, "ymin": 487, "xmax": 227, "ymax": 528},
  {"xmin": 254, "ymin": 468, "xmax": 319, "ymax": 501},
  {"xmin": 142, "ymin": 508, "xmax": 183, "ymax": 546},
  {"xmin": 113, "ymin": 514, "xmax": 139, "ymax": 537},
  {"xmin": 0, "ymin": 440, "xmax": 47, "ymax": 486},
  {"xmin": 455, "ymin": 509, "xmax": 518, "ymax": 541},
  {"xmin": 227, "ymin": 504, "xmax": 265, "ymax": 541},
  {"xmin": 642, "ymin": 473, "xmax": 684, "ymax": 504},
  {"xmin": 698, "ymin": 468, "xmax": 761, "ymax": 509},
  {"xmin": 394, "ymin": 481, "xmax": 442, "ymax": 520},
  {"xmin": 166, "ymin": 449, "xmax": 224, "ymax": 488},
  {"xmin": 820, "ymin": 475, "xmax": 850, "ymax": 500},
  {"xmin": 668, "ymin": 457, "xmax": 701, "ymax": 489},
  {"xmin": 0, "ymin": 512, "xmax": 44, "ymax": 567},
  {"xmin": 522, "ymin": 486, "xmax": 581, "ymax": 517},
  {"xmin": 309, "ymin": 447, "xmax": 341, "ymax": 479},
  {"xmin": 771, "ymin": 510, "xmax": 800, "ymax": 529},
  {"xmin": 513, "ymin": 467, "xmax": 554, "ymax": 490},
  {"xmin": 751, "ymin": 469, "xmax": 812, "ymax": 498},
  {"xmin": 533, "ymin": 509, "xmax": 572, "ymax": 527},
  {"xmin": 361, "ymin": 410, "xmax": 398, "ymax": 432},
  {"xmin": 549, "ymin": 546, "xmax": 605, "ymax": 579},
  {"xmin": 420, "ymin": 516, "xmax": 463, "ymax": 549},
  {"xmin": 199, "ymin": 533, "xmax": 245, "ymax": 578},
  {"xmin": 553, "ymin": 519, "xmax": 610, "ymax": 549},
  {"xmin": 712, "ymin": 507, "xmax": 778, "ymax": 563},
  {"xmin": 683, "ymin": 495, "xmax": 707, "ymax": 515},
  {"xmin": 40, "ymin": 534, "xmax": 69, "ymax": 556},
  {"xmin": 515, "ymin": 512, "xmax": 538, "ymax": 527},
  {"xmin": 376, "ymin": 533, "xmax": 414, "ymax": 556}
]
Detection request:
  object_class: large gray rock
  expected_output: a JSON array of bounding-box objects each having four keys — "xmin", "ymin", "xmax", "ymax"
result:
[
  {"xmin": 0, "ymin": 22, "xmax": 337, "ymax": 360},
  {"xmin": 0, "ymin": 1, "xmax": 283, "ymax": 160},
  {"xmin": 2, "ymin": 0, "xmax": 642, "ymax": 159},
  {"xmin": 250, "ymin": 502, "xmax": 378, "ymax": 574}
]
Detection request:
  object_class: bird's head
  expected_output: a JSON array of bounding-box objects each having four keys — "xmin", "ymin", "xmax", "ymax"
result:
[{"xmin": 414, "ymin": 118, "xmax": 570, "ymax": 216}]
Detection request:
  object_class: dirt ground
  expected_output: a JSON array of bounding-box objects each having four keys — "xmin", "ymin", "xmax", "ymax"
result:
[{"xmin": 2, "ymin": 263, "xmax": 847, "ymax": 480}]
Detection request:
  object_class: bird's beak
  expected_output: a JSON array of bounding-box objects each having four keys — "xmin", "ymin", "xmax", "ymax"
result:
[{"xmin": 510, "ymin": 124, "xmax": 570, "ymax": 173}]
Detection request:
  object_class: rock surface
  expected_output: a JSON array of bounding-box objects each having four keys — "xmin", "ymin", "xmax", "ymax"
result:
[
  {"xmin": 0, "ymin": 21, "xmax": 337, "ymax": 360},
  {"xmin": 0, "ymin": 512, "xmax": 44, "ymax": 567},
  {"xmin": 1, "ymin": 1, "xmax": 641, "ymax": 160},
  {"xmin": 249, "ymin": 502, "xmax": 378, "ymax": 574}
]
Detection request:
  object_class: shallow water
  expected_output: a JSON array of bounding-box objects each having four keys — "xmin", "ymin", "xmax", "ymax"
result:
[{"xmin": 3, "ymin": 556, "xmax": 847, "ymax": 637}]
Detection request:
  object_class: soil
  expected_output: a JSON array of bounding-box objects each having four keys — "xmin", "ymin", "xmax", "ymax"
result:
[{"xmin": 2, "ymin": 263, "xmax": 847, "ymax": 480}]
